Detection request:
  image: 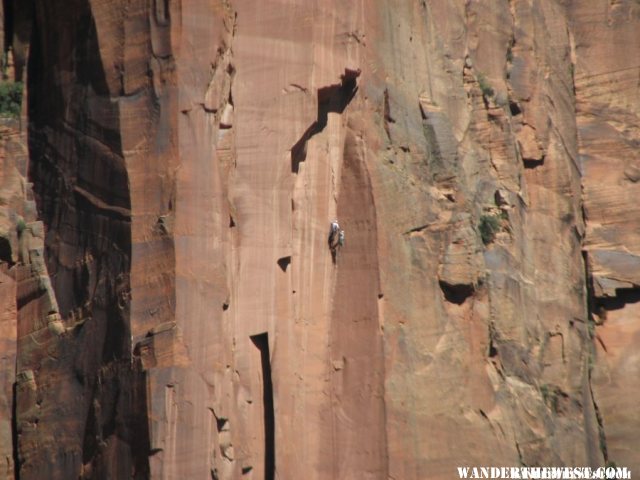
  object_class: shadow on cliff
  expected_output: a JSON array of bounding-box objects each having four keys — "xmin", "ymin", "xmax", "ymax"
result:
[
  {"xmin": 291, "ymin": 69, "xmax": 360, "ymax": 174},
  {"xmin": 21, "ymin": 0, "xmax": 151, "ymax": 477},
  {"xmin": 595, "ymin": 288, "xmax": 640, "ymax": 312}
]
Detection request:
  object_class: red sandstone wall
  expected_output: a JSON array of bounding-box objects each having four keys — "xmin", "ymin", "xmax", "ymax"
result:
[{"xmin": 0, "ymin": 1, "xmax": 637, "ymax": 479}]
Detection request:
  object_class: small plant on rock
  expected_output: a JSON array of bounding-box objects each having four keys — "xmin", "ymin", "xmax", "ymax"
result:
[
  {"xmin": 479, "ymin": 214, "xmax": 501, "ymax": 245},
  {"xmin": 477, "ymin": 74, "xmax": 495, "ymax": 98},
  {"xmin": 16, "ymin": 218, "xmax": 26, "ymax": 236},
  {"xmin": 540, "ymin": 384, "xmax": 560, "ymax": 413},
  {"xmin": 0, "ymin": 81, "xmax": 23, "ymax": 118}
]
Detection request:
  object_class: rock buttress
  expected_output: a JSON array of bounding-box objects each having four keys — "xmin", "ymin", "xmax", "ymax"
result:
[{"xmin": 20, "ymin": 0, "xmax": 151, "ymax": 478}]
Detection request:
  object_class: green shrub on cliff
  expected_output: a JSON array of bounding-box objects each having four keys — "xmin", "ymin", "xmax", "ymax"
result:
[
  {"xmin": 479, "ymin": 214, "xmax": 501, "ymax": 245},
  {"xmin": 0, "ymin": 81, "xmax": 23, "ymax": 117},
  {"xmin": 16, "ymin": 218, "xmax": 26, "ymax": 235},
  {"xmin": 477, "ymin": 74, "xmax": 494, "ymax": 98},
  {"xmin": 540, "ymin": 384, "xmax": 560, "ymax": 413}
]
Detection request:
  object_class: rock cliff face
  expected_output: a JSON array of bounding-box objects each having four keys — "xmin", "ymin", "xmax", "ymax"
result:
[{"xmin": 0, "ymin": 0, "xmax": 638, "ymax": 479}]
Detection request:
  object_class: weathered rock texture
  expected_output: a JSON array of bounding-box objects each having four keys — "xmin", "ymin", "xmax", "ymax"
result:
[
  {"xmin": 571, "ymin": 1, "xmax": 640, "ymax": 469},
  {"xmin": 0, "ymin": 0, "xmax": 638, "ymax": 479}
]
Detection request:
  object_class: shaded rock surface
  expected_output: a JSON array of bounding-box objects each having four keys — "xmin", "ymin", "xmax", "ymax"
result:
[{"xmin": 0, "ymin": 0, "xmax": 637, "ymax": 479}]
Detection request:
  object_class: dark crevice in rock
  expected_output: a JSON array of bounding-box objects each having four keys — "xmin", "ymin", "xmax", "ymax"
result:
[
  {"xmin": 250, "ymin": 333, "xmax": 275, "ymax": 480},
  {"xmin": 199, "ymin": 102, "xmax": 217, "ymax": 114},
  {"xmin": 590, "ymin": 376, "xmax": 609, "ymax": 463},
  {"xmin": 523, "ymin": 156, "xmax": 545, "ymax": 169},
  {"xmin": 277, "ymin": 256, "xmax": 291, "ymax": 273},
  {"xmin": 439, "ymin": 281, "xmax": 474, "ymax": 305},
  {"xmin": 287, "ymin": 83, "xmax": 307, "ymax": 93},
  {"xmin": 11, "ymin": 382, "xmax": 20, "ymax": 480},
  {"xmin": 509, "ymin": 100, "xmax": 521, "ymax": 116},
  {"xmin": 488, "ymin": 324, "xmax": 498, "ymax": 358},
  {"xmin": 130, "ymin": 365, "xmax": 152, "ymax": 479},
  {"xmin": 2, "ymin": 0, "xmax": 14, "ymax": 53},
  {"xmin": 383, "ymin": 88, "xmax": 395, "ymax": 124},
  {"xmin": 0, "ymin": 236, "xmax": 13, "ymax": 264},
  {"xmin": 403, "ymin": 224, "xmax": 429, "ymax": 235},
  {"xmin": 582, "ymin": 251, "xmax": 595, "ymax": 329},
  {"xmin": 291, "ymin": 69, "xmax": 359, "ymax": 173},
  {"xmin": 383, "ymin": 88, "xmax": 395, "ymax": 140},
  {"xmin": 515, "ymin": 441, "xmax": 526, "ymax": 467},
  {"xmin": 595, "ymin": 334, "xmax": 607, "ymax": 353},
  {"xmin": 8, "ymin": 0, "xmax": 33, "ymax": 82},
  {"xmin": 215, "ymin": 416, "xmax": 228, "ymax": 432},
  {"xmin": 102, "ymin": 283, "xmax": 131, "ymax": 362},
  {"xmin": 81, "ymin": 395, "xmax": 99, "ymax": 465}
]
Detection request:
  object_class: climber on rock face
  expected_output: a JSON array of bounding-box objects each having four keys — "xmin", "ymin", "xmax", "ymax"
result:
[
  {"xmin": 328, "ymin": 220, "xmax": 345, "ymax": 264},
  {"xmin": 328, "ymin": 221, "xmax": 343, "ymax": 264},
  {"xmin": 329, "ymin": 220, "xmax": 340, "ymax": 249}
]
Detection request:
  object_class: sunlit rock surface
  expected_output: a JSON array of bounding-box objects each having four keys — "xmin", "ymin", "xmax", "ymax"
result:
[{"xmin": 0, "ymin": 1, "xmax": 637, "ymax": 478}]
